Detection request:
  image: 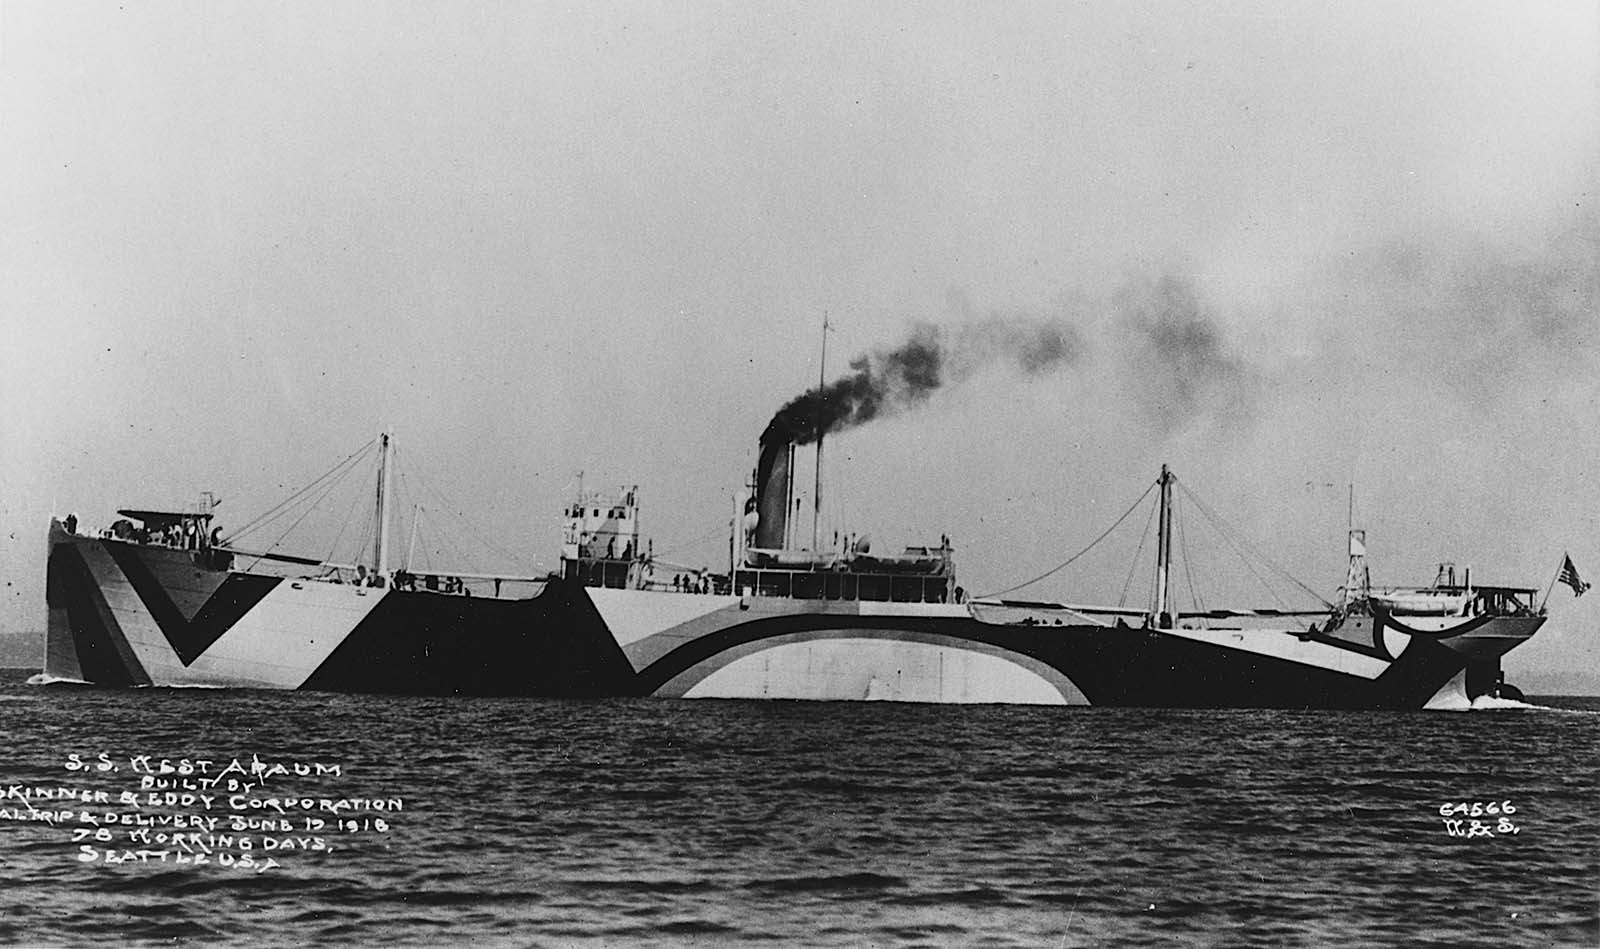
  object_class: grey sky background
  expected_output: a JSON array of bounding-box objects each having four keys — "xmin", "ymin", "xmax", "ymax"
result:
[{"xmin": 3, "ymin": 3, "xmax": 1597, "ymax": 689}]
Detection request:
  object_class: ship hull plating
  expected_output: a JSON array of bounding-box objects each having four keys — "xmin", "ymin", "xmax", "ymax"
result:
[
  {"xmin": 43, "ymin": 524, "xmax": 1543, "ymax": 707},
  {"xmin": 44, "ymin": 527, "xmax": 633, "ymax": 696}
]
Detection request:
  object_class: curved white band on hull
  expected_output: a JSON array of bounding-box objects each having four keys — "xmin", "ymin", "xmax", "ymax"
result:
[{"xmin": 664, "ymin": 633, "xmax": 1087, "ymax": 704}]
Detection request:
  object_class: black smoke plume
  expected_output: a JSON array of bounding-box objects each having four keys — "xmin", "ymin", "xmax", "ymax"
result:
[
  {"xmin": 764, "ymin": 318, "xmax": 1082, "ymax": 445},
  {"xmin": 1115, "ymin": 275, "xmax": 1259, "ymax": 432}
]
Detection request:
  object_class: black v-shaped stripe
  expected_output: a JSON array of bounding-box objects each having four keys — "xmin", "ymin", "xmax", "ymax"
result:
[
  {"xmin": 51, "ymin": 543, "xmax": 150, "ymax": 685},
  {"xmin": 104, "ymin": 544, "xmax": 281, "ymax": 665}
]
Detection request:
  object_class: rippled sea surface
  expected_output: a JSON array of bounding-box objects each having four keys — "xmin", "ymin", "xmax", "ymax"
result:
[{"xmin": 0, "ymin": 668, "xmax": 1596, "ymax": 947}]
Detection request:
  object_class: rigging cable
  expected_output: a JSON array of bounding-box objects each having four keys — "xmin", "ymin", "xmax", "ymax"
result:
[
  {"xmin": 1178, "ymin": 479, "xmax": 1290, "ymax": 611},
  {"xmin": 1177, "ymin": 480, "xmax": 1333, "ymax": 609},
  {"xmin": 1174, "ymin": 490, "xmax": 1205, "ymax": 618},
  {"xmin": 389, "ymin": 469, "xmax": 423, "ymax": 570},
  {"xmin": 223, "ymin": 438, "xmax": 377, "ymax": 546},
  {"xmin": 418, "ymin": 494, "xmax": 475, "ymax": 572},
  {"xmin": 394, "ymin": 446, "xmax": 528, "ymax": 569},
  {"xmin": 348, "ymin": 488, "xmax": 377, "ymax": 572},
  {"xmin": 1119, "ymin": 490, "xmax": 1159, "ymax": 610},
  {"xmin": 650, "ymin": 524, "xmax": 737, "ymax": 565},
  {"xmin": 980, "ymin": 480, "xmax": 1158, "ymax": 599},
  {"xmin": 324, "ymin": 464, "xmax": 372, "ymax": 566},
  {"xmin": 238, "ymin": 454, "xmax": 366, "ymax": 574},
  {"xmin": 414, "ymin": 515, "xmax": 440, "ymax": 573}
]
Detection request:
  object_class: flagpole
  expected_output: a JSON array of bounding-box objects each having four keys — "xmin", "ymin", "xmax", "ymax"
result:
[{"xmin": 1538, "ymin": 551, "xmax": 1567, "ymax": 613}]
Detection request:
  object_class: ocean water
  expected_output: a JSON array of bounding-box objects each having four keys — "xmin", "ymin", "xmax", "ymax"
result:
[{"xmin": 0, "ymin": 668, "xmax": 1595, "ymax": 948}]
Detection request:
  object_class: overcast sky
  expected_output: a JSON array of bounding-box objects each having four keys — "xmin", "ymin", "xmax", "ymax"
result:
[{"xmin": 3, "ymin": 2, "xmax": 1597, "ymax": 688}]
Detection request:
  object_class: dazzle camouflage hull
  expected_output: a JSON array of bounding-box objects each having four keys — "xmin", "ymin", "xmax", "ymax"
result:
[{"xmin": 43, "ymin": 521, "xmax": 1543, "ymax": 708}]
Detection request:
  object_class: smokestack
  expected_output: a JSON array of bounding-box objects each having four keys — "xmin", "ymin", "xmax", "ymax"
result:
[{"xmin": 753, "ymin": 420, "xmax": 792, "ymax": 549}]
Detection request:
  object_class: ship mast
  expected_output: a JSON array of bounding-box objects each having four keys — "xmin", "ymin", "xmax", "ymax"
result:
[
  {"xmin": 373, "ymin": 431, "xmax": 392, "ymax": 581},
  {"xmin": 813, "ymin": 313, "xmax": 828, "ymax": 552},
  {"xmin": 1342, "ymin": 484, "xmax": 1370, "ymax": 607},
  {"xmin": 1154, "ymin": 464, "xmax": 1173, "ymax": 628}
]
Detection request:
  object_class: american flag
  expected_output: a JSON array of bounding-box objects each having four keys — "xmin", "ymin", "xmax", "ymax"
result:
[{"xmin": 1559, "ymin": 555, "xmax": 1589, "ymax": 597}]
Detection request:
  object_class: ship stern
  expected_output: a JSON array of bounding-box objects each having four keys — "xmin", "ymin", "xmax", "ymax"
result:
[{"xmin": 1437, "ymin": 614, "xmax": 1547, "ymax": 700}]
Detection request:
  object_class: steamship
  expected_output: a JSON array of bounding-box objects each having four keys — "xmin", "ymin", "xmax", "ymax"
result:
[{"xmin": 40, "ymin": 424, "xmax": 1549, "ymax": 707}]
